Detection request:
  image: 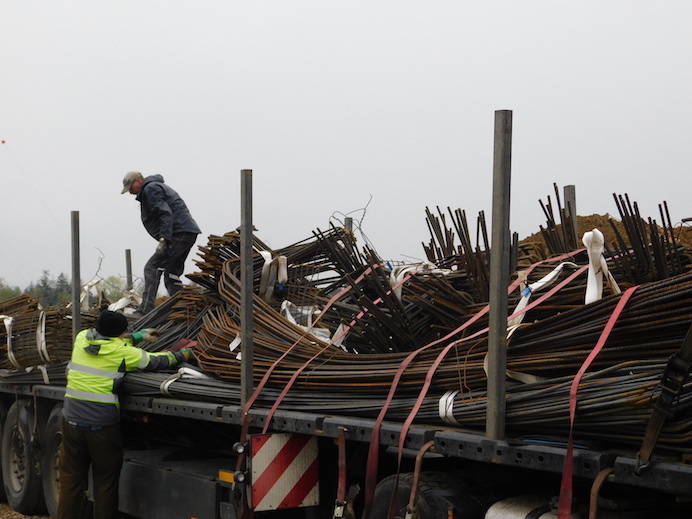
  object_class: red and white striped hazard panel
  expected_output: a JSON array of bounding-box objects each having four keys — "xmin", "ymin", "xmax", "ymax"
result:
[{"xmin": 250, "ymin": 433, "xmax": 319, "ymax": 511}]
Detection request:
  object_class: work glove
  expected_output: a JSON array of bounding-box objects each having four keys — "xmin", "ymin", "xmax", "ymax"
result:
[
  {"xmin": 156, "ymin": 237, "xmax": 167, "ymax": 254},
  {"xmin": 132, "ymin": 328, "xmax": 159, "ymax": 342}
]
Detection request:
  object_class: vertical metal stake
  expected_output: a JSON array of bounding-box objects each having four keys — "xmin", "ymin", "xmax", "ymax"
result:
[
  {"xmin": 564, "ymin": 185, "xmax": 578, "ymax": 245},
  {"xmin": 344, "ymin": 216, "xmax": 353, "ymax": 233},
  {"xmin": 71, "ymin": 211, "xmax": 81, "ymax": 339},
  {"xmin": 486, "ymin": 110, "xmax": 512, "ymax": 441},
  {"xmin": 240, "ymin": 169, "xmax": 255, "ymax": 407},
  {"xmin": 125, "ymin": 249, "xmax": 133, "ymax": 291}
]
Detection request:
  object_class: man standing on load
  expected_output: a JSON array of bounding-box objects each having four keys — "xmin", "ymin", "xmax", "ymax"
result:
[
  {"xmin": 121, "ymin": 171, "xmax": 201, "ymax": 315},
  {"xmin": 58, "ymin": 310, "xmax": 194, "ymax": 519}
]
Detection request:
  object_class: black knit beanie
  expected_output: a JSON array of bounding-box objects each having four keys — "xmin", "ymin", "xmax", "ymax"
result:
[{"xmin": 95, "ymin": 310, "xmax": 128, "ymax": 337}]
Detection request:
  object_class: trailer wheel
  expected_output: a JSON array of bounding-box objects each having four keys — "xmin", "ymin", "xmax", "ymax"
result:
[
  {"xmin": 41, "ymin": 403, "xmax": 63, "ymax": 518},
  {"xmin": 1, "ymin": 400, "xmax": 46, "ymax": 514},
  {"xmin": 0, "ymin": 400, "xmax": 8, "ymax": 502},
  {"xmin": 370, "ymin": 472, "xmax": 486, "ymax": 519}
]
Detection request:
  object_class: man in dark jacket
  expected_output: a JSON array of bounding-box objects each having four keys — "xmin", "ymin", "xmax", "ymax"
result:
[{"xmin": 121, "ymin": 171, "xmax": 201, "ymax": 314}]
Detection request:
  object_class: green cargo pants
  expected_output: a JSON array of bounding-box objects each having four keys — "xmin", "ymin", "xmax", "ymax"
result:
[{"xmin": 57, "ymin": 419, "xmax": 123, "ymax": 519}]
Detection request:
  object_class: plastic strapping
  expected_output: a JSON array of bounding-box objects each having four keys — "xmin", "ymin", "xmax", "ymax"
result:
[
  {"xmin": 258, "ymin": 251, "xmax": 273, "ymax": 300},
  {"xmin": 160, "ymin": 367, "xmax": 214, "ymax": 396},
  {"xmin": 1, "ymin": 315, "xmax": 20, "ymax": 370},
  {"xmin": 583, "ymin": 228, "xmax": 621, "ymax": 304},
  {"xmin": 37, "ymin": 365, "xmax": 50, "ymax": 385},
  {"xmin": 36, "ymin": 311, "xmax": 51, "ymax": 363},
  {"xmin": 438, "ymin": 390, "xmax": 460, "ymax": 425},
  {"xmin": 160, "ymin": 372, "xmax": 183, "ymax": 396},
  {"xmin": 508, "ymin": 261, "xmax": 579, "ymax": 328}
]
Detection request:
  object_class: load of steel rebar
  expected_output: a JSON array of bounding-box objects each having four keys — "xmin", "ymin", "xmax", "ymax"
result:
[
  {"xmin": 1, "ymin": 186, "xmax": 691, "ymax": 454},
  {"xmin": 0, "ymin": 296, "xmax": 98, "ymax": 369}
]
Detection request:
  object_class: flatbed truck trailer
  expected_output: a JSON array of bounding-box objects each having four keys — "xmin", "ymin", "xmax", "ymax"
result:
[
  {"xmin": 2, "ymin": 116, "xmax": 691, "ymax": 519},
  {"xmin": 0, "ymin": 377, "xmax": 690, "ymax": 519}
]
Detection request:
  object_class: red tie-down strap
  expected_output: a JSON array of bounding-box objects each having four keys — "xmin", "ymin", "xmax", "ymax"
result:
[
  {"xmin": 557, "ymin": 285, "xmax": 639, "ymax": 518},
  {"xmin": 260, "ymin": 269, "xmax": 418, "ymax": 434},
  {"xmin": 361, "ymin": 248, "xmax": 587, "ymax": 518},
  {"xmin": 383, "ymin": 264, "xmax": 589, "ymax": 519},
  {"xmin": 235, "ymin": 264, "xmax": 383, "ymax": 473}
]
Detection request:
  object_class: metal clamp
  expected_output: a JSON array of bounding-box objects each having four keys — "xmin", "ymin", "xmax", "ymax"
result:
[{"xmin": 653, "ymin": 354, "xmax": 690, "ymax": 413}]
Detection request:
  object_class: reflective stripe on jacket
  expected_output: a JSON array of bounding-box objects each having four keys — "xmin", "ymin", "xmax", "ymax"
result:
[{"xmin": 63, "ymin": 329, "xmax": 182, "ymax": 426}]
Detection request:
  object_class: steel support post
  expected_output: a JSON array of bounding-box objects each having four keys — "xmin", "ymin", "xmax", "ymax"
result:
[
  {"xmin": 564, "ymin": 185, "xmax": 578, "ymax": 244},
  {"xmin": 486, "ymin": 110, "xmax": 512, "ymax": 440},
  {"xmin": 71, "ymin": 211, "xmax": 81, "ymax": 338},
  {"xmin": 344, "ymin": 216, "xmax": 353, "ymax": 233},
  {"xmin": 240, "ymin": 169, "xmax": 255, "ymax": 407},
  {"xmin": 125, "ymin": 249, "xmax": 133, "ymax": 291}
]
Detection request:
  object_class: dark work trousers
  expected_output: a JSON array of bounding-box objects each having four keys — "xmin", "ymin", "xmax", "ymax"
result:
[
  {"xmin": 57, "ymin": 420, "xmax": 123, "ymax": 519},
  {"xmin": 140, "ymin": 232, "xmax": 197, "ymax": 314}
]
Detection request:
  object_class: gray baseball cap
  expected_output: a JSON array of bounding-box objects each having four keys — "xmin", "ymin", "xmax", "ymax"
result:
[{"xmin": 121, "ymin": 171, "xmax": 143, "ymax": 194}]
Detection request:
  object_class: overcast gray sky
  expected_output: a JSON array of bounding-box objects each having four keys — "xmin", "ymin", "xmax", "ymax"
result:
[{"xmin": 2, "ymin": 1, "xmax": 690, "ymax": 288}]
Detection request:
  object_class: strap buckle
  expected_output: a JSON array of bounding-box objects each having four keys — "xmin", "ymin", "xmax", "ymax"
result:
[
  {"xmin": 333, "ymin": 501, "xmax": 346, "ymax": 518},
  {"xmin": 635, "ymin": 454, "xmax": 650, "ymax": 476},
  {"xmin": 652, "ymin": 354, "xmax": 691, "ymax": 413}
]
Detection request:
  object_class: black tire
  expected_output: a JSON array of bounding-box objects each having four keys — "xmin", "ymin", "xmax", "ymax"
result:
[
  {"xmin": 1, "ymin": 400, "xmax": 46, "ymax": 514},
  {"xmin": 41, "ymin": 403, "xmax": 63, "ymax": 518},
  {"xmin": 370, "ymin": 471, "xmax": 486, "ymax": 519},
  {"xmin": 0, "ymin": 400, "xmax": 8, "ymax": 503}
]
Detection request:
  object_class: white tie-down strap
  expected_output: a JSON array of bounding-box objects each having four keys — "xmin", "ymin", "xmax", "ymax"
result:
[
  {"xmin": 160, "ymin": 366, "xmax": 212, "ymax": 396},
  {"xmin": 35, "ymin": 311, "xmax": 51, "ymax": 364},
  {"xmin": 438, "ymin": 390, "xmax": 461, "ymax": 425},
  {"xmin": 1, "ymin": 315, "xmax": 20, "ymax": 370},
  {"xmin": 25, "ymin": 365, "xmax": 51, "ymax": 385},
  {"xmin": 21, "ymin": 365, "xmax": 50, "ymax": 384},
  {"xmin": 108, "ymin": 291, "xmax": 143, "ymax": 313},
  {"xmin": 281, "ymin": 301, "xmax": 332, "ymax": 344},
  {"xmin": 388, "ymin": 262, "xmax": 449, "ymax": 300},
  {"xmin": 229, "ymin": 334, "xmax": 242, "ymax": 361},
  {"xmin": 259, "ymin": 254, "xmax": 288, "ymax": 301},
  {"xmin": 583, "ymin": 228, "xmax": 621, "ymax": 305},
  {"xmin": 38, "ymin": 365, "xmax": 50, "ymax": 384},
  {"xmin": 79, "ymin": 277, "xmax": 105, "ymax": 311},
  {"xmin": 507, "ymin": 262, "xmax": 580, "ymax": 328},
  {"xmin": 482, "ymin": 353, "xmax": 546, "ymax": 385},
  {"xmin": 330, "ymin": 323, "xmax": 348, "ymax": 351},
  {"xmin": 258, "ymin": 251, "xmax": 273, "ymax": 299}
]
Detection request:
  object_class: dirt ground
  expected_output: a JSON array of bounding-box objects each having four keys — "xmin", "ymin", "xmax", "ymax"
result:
[{"xmin": 0, "ymin": 505, "xmax": 47, "ymax": 519}]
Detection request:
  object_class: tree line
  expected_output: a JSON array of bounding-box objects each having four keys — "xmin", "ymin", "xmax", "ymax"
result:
[{"xmin": 0, "ymin": 271, "xmax": 129, "ymax": 306}]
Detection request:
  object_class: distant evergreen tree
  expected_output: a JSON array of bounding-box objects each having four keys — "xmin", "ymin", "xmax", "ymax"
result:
[
  {"xmin": 23, "ymin": 271, "xmax": 72, "ymax": 306},
  {"xmin": 54, "ymin": 273, "xmax": 72, "ymax": 305},
  {"xmin": 0, "ymin": 278, "xmax": 21, "ymax": 302}
]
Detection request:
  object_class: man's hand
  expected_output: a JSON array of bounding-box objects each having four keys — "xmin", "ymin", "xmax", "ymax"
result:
[
  {"xmin": 179, "ymin": 348, "xmax": 194, "ymax": 362},
  {"xmin": 132, "ymin": 328, "xmax": 160, "ymax": 342},
  {"xmin": 156, "ymin": 237, "xmax": 167, "ymax": 254}
]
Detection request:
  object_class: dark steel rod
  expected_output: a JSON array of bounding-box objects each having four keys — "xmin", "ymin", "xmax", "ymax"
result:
[
  {"xmin": 125, "ymin": 249, "xmax": 133, "ymax": 291},
  {"xmin": 564, "ymin": 184, "xmax": 578, "ymax": 245},
  {"xmin": 71, "ymin": 211, "xmax": 81, "ymax": 338},
  {"xmin": 487, "ymin": 109, "xmax": 512, "ymax": 440},
  {"xmin": 240, "ymin": 169, "xmax": 255, "ymax": 407}
]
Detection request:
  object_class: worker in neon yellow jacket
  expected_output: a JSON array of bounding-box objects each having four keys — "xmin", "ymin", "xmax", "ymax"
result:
[{"xmin": 58, "ymin": 310, "xmax": 193, "ymax": 519}]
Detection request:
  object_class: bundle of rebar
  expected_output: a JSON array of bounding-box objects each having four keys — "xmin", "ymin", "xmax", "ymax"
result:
[{"xmin": 0, "ymin": 298, "xmax": 97, "ymax": 369}]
